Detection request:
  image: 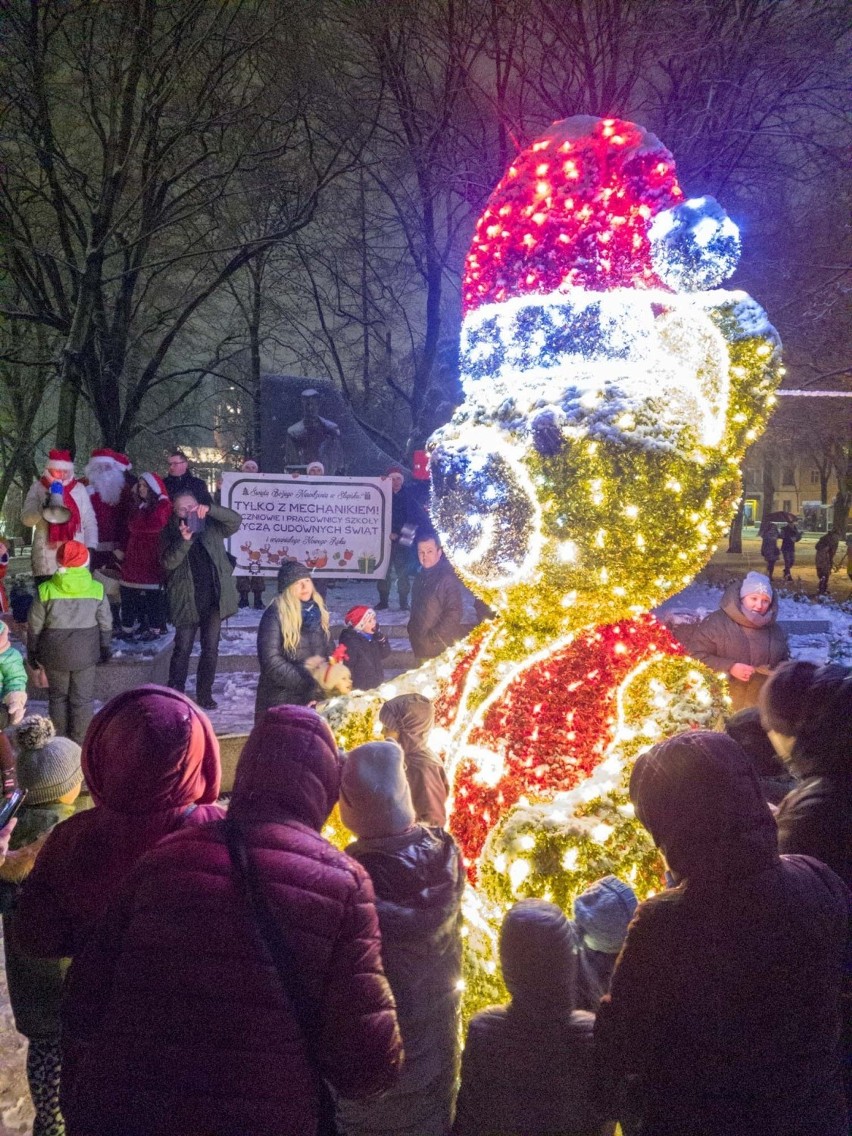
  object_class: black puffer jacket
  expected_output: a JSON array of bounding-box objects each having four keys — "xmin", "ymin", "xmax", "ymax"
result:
[
  {"xmin": 255, "ymin": 603, "xmax": 332, "ymax": 720},
  {"xmin": 596, "ymin": 730, "xmax": 850, "ymax": 1136},
  {"xmin": 337, "ymin": 826, "xmax": 464, "ymax": 1136},
  {"xmin": 338, "ymin": 626, "xmax": 390, "ymax": 692},
  {"xmin": 163, "ymin": 470, "xmax": 211, "ymax": 505},
  {"xmin": 689, "ymin": 582, "xmax": 789, "ymax": 711}
]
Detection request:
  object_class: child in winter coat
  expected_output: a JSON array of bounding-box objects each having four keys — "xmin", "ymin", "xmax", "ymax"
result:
[
  {"xmin": 338, "ymin": 741, "xmax": 465, "ymax": 1136},
  {"xmin": 26, "ymin": 541, "xmax": 112, "ymax": 743},
  {"xmin": 724, "ymin": 706, "xmax": 795, "ymax": 806},
  {"xmin": 453, "ymin": 898, "xmax": 614, "ymax": 1136},
  {"xmin": 572, "ymin": 875, "xmax": 638, "ymax": 1013},
  {"xmin": 379, "ymin": 693, "xmax": 449, "ymax": 827},
  {"xmin": 0, "ymin": 618, "xmax": 27, "ymax": 728},
  {"xmin": 338, "ymin": 606, "xmax": 390, "ymax": 691},
  {"xmin": 0, "ymin": 716, "xmax": 84, "ymax": 1136}
]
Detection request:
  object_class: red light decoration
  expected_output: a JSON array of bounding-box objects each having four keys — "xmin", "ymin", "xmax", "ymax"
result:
[
  {"xmin": 448, "ymin": 616, "xmax": 685, "ymax": 872},
  {"xmin": 463, "ymin": 117, "xmax": 683, "ymax": 311}
]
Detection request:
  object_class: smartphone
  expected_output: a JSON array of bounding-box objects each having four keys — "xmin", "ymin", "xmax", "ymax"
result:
[{"xmin": 0, "ymin": 788, "xmax": 28, "ymax": 829}]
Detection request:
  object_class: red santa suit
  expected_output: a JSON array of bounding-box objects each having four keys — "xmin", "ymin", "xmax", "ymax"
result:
[{"xmin": 85, "ymin": 450, "xmax": 134, "ymax": 572}]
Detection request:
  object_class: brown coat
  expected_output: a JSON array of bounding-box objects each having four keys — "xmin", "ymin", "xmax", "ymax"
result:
[
  {"xmin": 407, "ymin": 554, "xmax": 463, "ymax": 662},
  {"xmin": 689, "ymin": 583, "xmax": 789, "ymax": 711}
]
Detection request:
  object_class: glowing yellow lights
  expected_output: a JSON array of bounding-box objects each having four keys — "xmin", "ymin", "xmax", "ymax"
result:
[
  {"xmin": 508, "ymin": 858, "xmax": 531, "ymax": 892},
  {"xmin": 557, "ymin": 540, "xmax": 579, "ymax": 563},
  {"xmin": 623, "ymin": 504, "xmax": 639, "ymax": 519}
]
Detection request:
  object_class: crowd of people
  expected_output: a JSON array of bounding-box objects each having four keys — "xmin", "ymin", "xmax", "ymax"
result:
[
  {"xmin": 4, "ymin": 451, "xmax": 852, "ymax": 1132},
  {"xmin": 0, "ymin": 657, "xmax": 846, "ymax": 1135},
  {"xmin": 13, "ymin": 449, "xmax": 467, "ymax": 730}
]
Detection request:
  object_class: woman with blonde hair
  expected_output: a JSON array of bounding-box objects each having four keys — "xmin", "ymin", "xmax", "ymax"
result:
[{"xmin": 255, "ymin": 562, "xmax": 332, "ymax": 720}]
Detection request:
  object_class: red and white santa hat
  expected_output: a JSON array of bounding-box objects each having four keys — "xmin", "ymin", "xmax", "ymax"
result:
[
  {"xmin": 45, "ymin": 449, "xmax": 74, "ymax": 473},
  {"xmin": 88, "ymin": 448, "xmax": 119, "ymax": 467},
  {"xmin": 344, "ymin": 605, "xmax": 375, "ymax": 632},
  {"xmin": 111, "ymin": 451, "xmax": 132, "ymax": 471},
  {"xmin": 140, "ymin": 472, "xmax": 168, "ymax": 500}
]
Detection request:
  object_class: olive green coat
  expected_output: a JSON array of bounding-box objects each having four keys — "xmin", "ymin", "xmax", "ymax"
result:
[{"xmin": 161, "ymin": 504, "xmax": 241, "ymax": 626}]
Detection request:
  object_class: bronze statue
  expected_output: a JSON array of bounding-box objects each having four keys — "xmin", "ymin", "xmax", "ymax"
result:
[{"xmin": 285, "ymin": 389, "xmax": 343, "ymax": 473}]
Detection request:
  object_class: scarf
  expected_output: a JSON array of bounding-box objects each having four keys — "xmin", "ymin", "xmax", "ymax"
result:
[
  {"xmin": 301, "ymin": 600, "xmax": 321, "ymax": 629},
  {"xmin": 40, "ymin": 475, "xmax": 82, "ymax": 544}
]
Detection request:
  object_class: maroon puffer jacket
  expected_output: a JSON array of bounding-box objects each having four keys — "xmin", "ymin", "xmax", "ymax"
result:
[
  {"xmin": 60, "ymin": 706, "xmax": 403, "ymax": 1136},
  {"xmin": 13, "ymin": 685, "xmax": 224, "ymax": 960}
]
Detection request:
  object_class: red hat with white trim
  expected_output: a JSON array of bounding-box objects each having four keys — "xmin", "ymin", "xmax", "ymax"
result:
[
  {"xmin": 89, "ymin": 448, "xmax": 118, "ymax": 465},
  {"xmin": 46, "ymin": 449, "xmax": 74, "ymax": 473},
  {"xmin": 111, "ymin": 451, "xmax": 132, "ymax": 470},
  {"xmin": 140, "ymin": 472, "xmax": 168, "ymax": 499},
  {"xmin": 344, "ymin": 605, "xmax": 375, "ymax": 632}
]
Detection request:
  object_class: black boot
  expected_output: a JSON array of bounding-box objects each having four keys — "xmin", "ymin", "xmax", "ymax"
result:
[{"xmin": 238, "ymin": 596, "xmax": 249, "ymax": 609}]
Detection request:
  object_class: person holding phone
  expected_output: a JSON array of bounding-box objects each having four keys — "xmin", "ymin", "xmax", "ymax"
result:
[{"xmin": 162, "ymin": 494, "xmax": 241, "ymax": 711}]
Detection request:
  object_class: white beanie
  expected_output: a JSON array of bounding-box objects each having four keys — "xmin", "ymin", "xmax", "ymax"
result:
[{"xmin": 740, "ymin": 572, "xmax": 772, "ymax": 600}]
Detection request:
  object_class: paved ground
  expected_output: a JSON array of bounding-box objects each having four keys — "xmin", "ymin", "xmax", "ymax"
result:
[{"xmin": 702, "ymin": 528, "xmax": 850, "ymax": 600}]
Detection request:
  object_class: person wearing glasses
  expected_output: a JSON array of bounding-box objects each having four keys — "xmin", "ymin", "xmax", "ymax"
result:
[{"xmin": 163, "ymin": 450, "xmax": 211, "ymax": 506}]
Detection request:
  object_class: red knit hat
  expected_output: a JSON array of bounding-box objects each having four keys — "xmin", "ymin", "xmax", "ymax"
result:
[
  {"xmin": 46, "ymin": 449, "xmax": 74, "ymax": 473},
  {"xmin": 57, "ymin": 540, "xmax": 89, "ymax": 569},
  {"xmin": 344, "ymin": 605, "xmax": 374, "ymax": 631}
]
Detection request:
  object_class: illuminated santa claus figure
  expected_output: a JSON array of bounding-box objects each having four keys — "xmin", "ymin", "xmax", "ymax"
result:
[
  {"xmin": 21, "ymin": 450, "xmax": 99, "ymax": 584},
  {"xmin": 85, "ymin": 449, "xmax": 134, "ymax": 574}
]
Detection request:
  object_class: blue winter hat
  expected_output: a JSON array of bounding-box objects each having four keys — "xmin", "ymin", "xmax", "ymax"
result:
[{"xmin": 572, "ymin": 875, "xmax": 638, "ymax": 954}]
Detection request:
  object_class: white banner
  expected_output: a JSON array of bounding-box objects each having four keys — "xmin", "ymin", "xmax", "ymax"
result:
[{"xmin": 222, "ymin": 472, "xmax": 392, "ymax": 579}]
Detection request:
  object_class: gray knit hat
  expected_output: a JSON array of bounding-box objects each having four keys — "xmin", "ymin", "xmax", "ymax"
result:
[
  {"xmin": 14, "ymin": 716, "xmax": 82, "ymax": 805},
  {"xmin": 276, "ymin": 561, "xmax": 312, "ymax": 593},
  {"xmin": 339, "ymin": 741, "xmax": 415, "ymax": 839}
]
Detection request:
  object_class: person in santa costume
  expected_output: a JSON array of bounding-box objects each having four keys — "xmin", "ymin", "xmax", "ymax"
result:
[
  {"xmin": 119, "ymin": 473, "xmax": 172, "ymax": 641},
  {"xmin": 85, "ymin": 449, "xmax": 134, "ymax": 575},
  {"xmin": 21, "ymin": 451, "xmax": 98, "ymax": 585},
  {"xmin": 85, "ymin": 449, "xmax": 135, "ymax": 631}
]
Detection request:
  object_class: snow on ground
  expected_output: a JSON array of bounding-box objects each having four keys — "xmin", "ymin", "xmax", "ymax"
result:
[{"xmin": 656, "ymin": 582, "xmax": 852, "ymax": 667}]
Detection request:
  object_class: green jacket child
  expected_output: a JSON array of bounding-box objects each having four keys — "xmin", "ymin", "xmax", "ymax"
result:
[
  {"xmin": 0, "ymin": 619, "xmax": 28, "ymax": 727},
  {"xmin": 27, "ymin": 540, "xmax": 112, "ymax": 744}
]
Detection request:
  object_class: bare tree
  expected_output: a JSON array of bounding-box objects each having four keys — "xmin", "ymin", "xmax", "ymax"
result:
[{"xmin": 0, "ymin": 0, "xmax": 372, "ymax": 451}]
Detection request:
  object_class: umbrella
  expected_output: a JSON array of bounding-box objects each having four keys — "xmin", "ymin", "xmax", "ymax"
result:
[{"xmin": 765, "ymin": 511, "xmax": 798, "ymax": 523}]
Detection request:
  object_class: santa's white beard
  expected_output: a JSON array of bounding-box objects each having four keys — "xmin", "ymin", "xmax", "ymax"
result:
[{"xmin": 86, "ymin": 463, "xmax": 125, "ymax": 505}]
